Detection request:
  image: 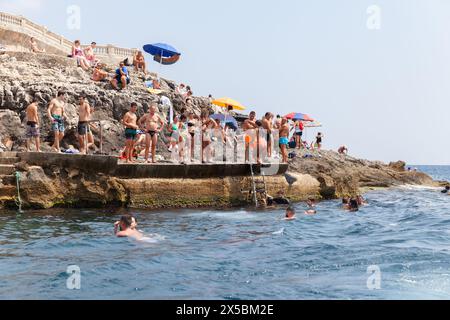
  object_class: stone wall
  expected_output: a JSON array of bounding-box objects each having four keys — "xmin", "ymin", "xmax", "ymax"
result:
[{"xmin": 0, "ymin": 11, "xmax": 136, "ymax": 65}]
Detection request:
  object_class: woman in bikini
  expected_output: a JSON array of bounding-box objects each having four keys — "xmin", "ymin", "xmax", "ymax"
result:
[
  {"xmin": 201, "ymin": 110, "xmax": 218, "ymax": 163},
  {"xmin": 72, "ymin": 40, "xmax": 90, "ymax": 71}
]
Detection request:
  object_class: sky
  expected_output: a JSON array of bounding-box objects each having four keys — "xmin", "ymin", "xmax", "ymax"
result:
[{"xmin": 1, "ymin": 0, "xmax": 449, "ymax": 165}]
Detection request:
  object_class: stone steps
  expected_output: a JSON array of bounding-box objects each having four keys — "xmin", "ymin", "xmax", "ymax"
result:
[
  {"xmin": 0, "ymin": 174, "xmax": 15, "ymax": 185},
  {"xmin": 0, "ymin": 165, "xmax": 15, "ymax": 175},
  {"xmin": 0, "ymin": 157, "xmax": 19, "ymax": 165},
  {"xmin": 0, "ymin": 152, "xmax": 18, "ymax": 158}
]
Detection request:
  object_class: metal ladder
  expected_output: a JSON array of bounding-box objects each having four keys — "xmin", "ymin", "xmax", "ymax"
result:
[{"xmin": 249, "ymin": 164, "xmax": 268, "ymax": 207}]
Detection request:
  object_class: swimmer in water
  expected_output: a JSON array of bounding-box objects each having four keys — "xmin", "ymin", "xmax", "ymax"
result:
[
  {"xmin": 114, "ymin": 215, "xmax": 143, "ymax": 240},
  {"xmin": 348, "ymin": 199, "xmax": 359, "ymax": 213},
  {"xmin": 305, "ymin": 209, "xmax": 317, "ymax": 215},
  {"xmin": 356, "ymin": 195, "xmax": 368, "ymax": 206},
  {"xmin": 342, "ymin": 197, "xmax": 351, "ymax": 210},
  {"xmin": 306, "ymin": 199, "xmax": 317, "ymax": 208},
  {"xmin": 285, "ymin": 207, "xmax": 296, "ymax": 221},
  {"xmin": 441, "ymin": 186, "xmax": 450, "ymax": 194}
]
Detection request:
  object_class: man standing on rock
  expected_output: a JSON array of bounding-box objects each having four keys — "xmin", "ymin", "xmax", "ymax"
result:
[
  {"xmin": 242, "ymin": 111, "xmax": 258, "ymax": 163},
  {"xmin": 47, "ymin": 91, "xmax": 66, "ymax": 153},
  {"xmin": 138, "ymin": 103, "xmax": 165, "ymax": 164},
  {"xmin": 262, "ymin": 112, "xmax": 274, "ymax": 159},
  {"xmin": 279, "ymin": 118, "xmax": 290, "ymax": 164},
  {"xmin": 25, "ymin": 99, "xmax": 41, "ymax": 152},
  {"xmin": 122, "ymin": 102, "xmax": 139, "ymax": 163},
  {"xmin": 77, "ymin": 96, "xmax": 94, "ymax": 155}
]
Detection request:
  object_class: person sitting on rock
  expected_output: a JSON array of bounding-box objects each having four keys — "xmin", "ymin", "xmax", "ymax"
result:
[
  {"xmin": 92, "ymin": 63, "xmax": 109, "ymax": 82},
  {"xmin": 71, "ymin": 40, "xmax": 90, "ymax": 71},
  {"xmin": 338, "ymin": 146, "xmax": 348, "ymax": 155},
  {"xmin": 111, "ymin": 62, "xmax": 130, "ymax": 90},
  {"xmin": 114, "ymin": 215, "xmax": 143, "ymax": 240},
  {"xmin": 133, "ymin": 50, "xmax": 147, "ymax": 74},
  {"xmin": 30, "ymin": 37, "xmax": 45, "ymax": 53},
  {"xmin": 175, "ymin": 83, "xmax": 187, "ymax": 96},
  {"xmin": 84, "ymin": 42, "xmax": 99, "ymax": 67}
]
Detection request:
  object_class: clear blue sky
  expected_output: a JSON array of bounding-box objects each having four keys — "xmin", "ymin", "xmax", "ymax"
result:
[{"xmin": 2, "ymin": 0, "xmax": 449, "ymax": 165}]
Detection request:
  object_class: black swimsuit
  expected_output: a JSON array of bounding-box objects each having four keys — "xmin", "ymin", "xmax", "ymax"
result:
[{"xmin": 147, "ymin": 130, "xmax": 157, "ymax": 137}]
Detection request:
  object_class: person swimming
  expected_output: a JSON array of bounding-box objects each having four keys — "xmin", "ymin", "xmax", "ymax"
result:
[
  {"xmin": 305, "ymin": 209, "xmax": 317, "ymax": 215},
  {"xmin": 441, "ymin": 186, "xmax": 450, "ymax": 194},
  {"xmin": 285, "ymin": 207, "xmax": 296, "ymax": 220},
  {"xmin": 114, "ymin": 215, "xmax": 143, "ymax": 240},
  {"xmin": 306, "ymin": 199, "xmax": 317, "ymax": 208},
  {"xmin": 348, "ymin": 199, "xmax": 359, "ymax": 212},
  {"xmin": 356, "ymin": 195, "xmax": 368, "ymax": 206},
  {"xmin": 342, "ymin": 197, "xmax": 351, "ymax": 210}
]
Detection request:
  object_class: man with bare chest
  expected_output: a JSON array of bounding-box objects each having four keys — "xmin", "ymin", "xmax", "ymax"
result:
[
  {"xmin": 138, "ymin": 104, "xmax": 165, "ymax": 163},
  {"xmin": 122, "ymin": 103, "xmax": 139, "ymax": 163},
  {"xmin": 25, "ymin": 99, "xmax": 41, "ymax": 152},
  {"xmin": 47, "ymin": 91, "xmax": 66, "ymax": 153},
  {"xmin": 77, "ymin": 96, "xmax": 94, "ymax": 154}
]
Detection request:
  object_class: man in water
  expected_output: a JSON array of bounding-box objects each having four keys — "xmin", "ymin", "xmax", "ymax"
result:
[
  {"xmin": 348, "ymin": 198, "xmax": 359, "ymax": 212},
  {"xmin": 114, "ymin": 215, "xmax": 143, "ymax": 240},
  {"xmin": 47, "ymin": 91, "xmax": 66, "ymax": 153},
  {"xmin": 138, "ymin": 103, "xmax": 165, "ymax": 163},
  {"xmin": 25, "ymin": 99, "xmax": 41, "ymax": 152},
  {"xmin": 77, "ymin": 96, "xmax": 94, "ymax": 154},
  {"xmin": 307, "ymin": 199, "xmax": 317, "ymax": 208},
  {"xmin": 442, "ymin": 186, "xmax": 450, "ymax": 194},
  {"xmin": 242, "ymin": 111, "xmax": 258, "ymax": 163},
  {"xmin": 279, "ymin": 117, "xmax": 290, "ymax": 163},
  {"xmin": 285, "ymin": 207, "xmax": 296, "ymax": 221},
  {"xmin": 122, "ymin": 103, "xmax": 139, "ymax": 163}
]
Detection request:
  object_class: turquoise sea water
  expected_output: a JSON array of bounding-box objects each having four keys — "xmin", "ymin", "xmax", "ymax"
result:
[{"xmin": 0, "ymin": 166, "xmax": 449, "ymax": 300}]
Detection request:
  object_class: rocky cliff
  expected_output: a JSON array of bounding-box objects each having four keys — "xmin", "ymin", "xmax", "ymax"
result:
[
  {"xmin": 0, "ymin": 51, "xmax": 445, "ymax": 211},
  {"xmin": 0, "ymin": 51, "xmax": 210, "ymax": 154}
]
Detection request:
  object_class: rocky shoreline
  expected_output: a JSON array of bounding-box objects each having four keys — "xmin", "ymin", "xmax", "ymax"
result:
[
  {"xmin": 0, "ymin": 52, "xmax": 446, "ymax": 211},
  {"xmin": 0, "ymin": 150, "xmax": 444, "ymax": 211}
]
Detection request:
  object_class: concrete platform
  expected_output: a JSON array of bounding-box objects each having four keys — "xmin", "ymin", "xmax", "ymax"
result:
[
  {"xmin": 0, "ymin": 157, "xmax": 19, "ymax": 165},
  {"xmin": 0, "ymin": 165, "xmax": 15, "ymax": 175},
  {"xmin": 17, "ymin": 152, "xmax": 288, "ymax": 179}
]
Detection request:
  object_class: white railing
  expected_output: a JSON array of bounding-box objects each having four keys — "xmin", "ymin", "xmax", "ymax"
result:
[{"xmin": 0, "ymin": 11, "xmax": 136, "ymax": 62}]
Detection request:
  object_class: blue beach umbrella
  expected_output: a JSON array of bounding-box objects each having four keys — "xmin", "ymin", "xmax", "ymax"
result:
[{"xmin": 143, "ymin": 43, "xmax": 181, "ymax": 65}]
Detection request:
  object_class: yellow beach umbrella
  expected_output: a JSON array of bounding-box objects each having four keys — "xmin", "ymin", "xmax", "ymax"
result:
[{"xmin": 212, "ymin": 97, "xmax": 247, "ymax": 111}]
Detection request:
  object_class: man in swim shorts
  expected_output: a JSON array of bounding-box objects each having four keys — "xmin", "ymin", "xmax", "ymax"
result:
[
  {"xmin": 279, "ymin": 118, "xmax": 290, "ymax": 163},
  {"xmin": 242, "ymin": 111, "xmax": 258, "ymax": 163},
  {"xmin": 47, "ymin": 91, "xmax": 66, "ymax": 153},
  {"xmin": 77, "ymin": 96, "xmax": 94, "ymax": 154},
  {"xmin": 262, "ymin": 112, "xmax": 274, "ymax": 158},
  {"xmin": 122, "ymin": 103, "xmax": 139, "ymax": 163},
  {"xmin": 25, "ymin": 99, "xmax": 41, "ymax": 152},
  {"xmin": 138, "ymin": 103, "xmax": 165, "ymax": 163},
  {"xmin": 114, "ymin": 215, "xmax": 143, "ymax": 240}
]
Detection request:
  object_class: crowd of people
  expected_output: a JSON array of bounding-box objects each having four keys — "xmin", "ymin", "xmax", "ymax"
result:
[{"xmin": 22, "ymin": 37, "xmax": 330, "ymax": 164}]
